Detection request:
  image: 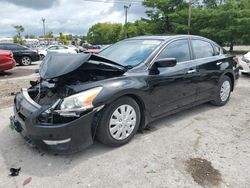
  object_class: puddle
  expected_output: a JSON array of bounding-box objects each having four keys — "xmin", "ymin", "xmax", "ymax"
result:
[{"xmin": 186, "ymin": 158, "xmax": 222, "ymax": 187}]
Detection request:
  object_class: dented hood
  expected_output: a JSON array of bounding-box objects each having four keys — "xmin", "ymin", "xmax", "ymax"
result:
[{"xmin": 39, "ymin": 53, "xmax": 125, "ymax": 79}]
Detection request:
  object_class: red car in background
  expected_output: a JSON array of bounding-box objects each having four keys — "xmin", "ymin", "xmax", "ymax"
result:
[
  {"xmin": 84, "ymin": 48, "xmax": 101, "ymax": 54},
  {"xmin": 0, "ymin": 50, "xmax": 16, "ymax": 72}
]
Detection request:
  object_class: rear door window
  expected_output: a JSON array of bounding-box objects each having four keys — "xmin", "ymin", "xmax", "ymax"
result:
[
  {"xmin": 192, "ymin": 39, "xmax": 214, "ymax": 59},
  {"xmin": 48, "ymin": 46, "xmax": 57, "ymax": 50},
  {"xmin": 14, "ymin": 45, "xmax": 27, "ymax": 50},
  {"xmin": 6, "ymin": 45, "xmax": 16, "ymax": 50},
  {"xmin": 157, "ymin": 39, "xmax": 191, "ymax": 62}
]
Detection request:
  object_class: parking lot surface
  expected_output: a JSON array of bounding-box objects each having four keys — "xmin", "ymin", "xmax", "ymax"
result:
[{"xmin": 0, "ymin": 68, "xmax": 249, "ymax": 187}]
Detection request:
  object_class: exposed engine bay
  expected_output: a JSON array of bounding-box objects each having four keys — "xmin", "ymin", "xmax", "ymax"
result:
[{"xmin": 28, "ymin": 61, "xmax": 124, "ymax": 106}]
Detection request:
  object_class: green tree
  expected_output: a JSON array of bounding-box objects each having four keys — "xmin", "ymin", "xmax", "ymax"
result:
[
  {"xmin": 142, "ymin": 0, "xmax": 250, "ymax": 51},
  {"xmin": 46, "ymin": 31, "xmax": 54, "ymax": 39},
  {"xmin": 25, "ymin": 34, "xmax": 36, "ymax": 39},
  {"xmin": 87, "ymin": 22, "xmax": 123, "ymax": 44},
  {"xmin": 13, "ymin": 25, "xmax": 24, "ymax": 44},
  {"xmin": 59, "ymin": 32, "xmax": 68, "ymax": 45},
  {"xmin": 143, "ymin": 0, "xmax": 188, "ymax": 33}
]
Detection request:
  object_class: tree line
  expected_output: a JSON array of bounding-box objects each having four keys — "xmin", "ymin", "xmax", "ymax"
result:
[{"xmin": 87, "ymin": 0, "xmax": 250, "ymax": 51}]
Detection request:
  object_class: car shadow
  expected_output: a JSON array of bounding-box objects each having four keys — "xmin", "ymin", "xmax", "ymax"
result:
[{"xmin": 0, "ymin": 102, "xmax": 217, "ymax": 178}]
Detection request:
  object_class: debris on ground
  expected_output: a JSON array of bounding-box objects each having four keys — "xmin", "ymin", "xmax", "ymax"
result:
[
  {"xmin": 9, "ymin": 167, "xmax": 21, "ymax": 176},
  {"xmin": 23, "ymin": 177, "xmax": 32, "ymax": 186},
  {"xmin": 146, "ymin": 170, "xmax": 157, "ymax": 174},
  {"xmin": 186, "ymin": 158, "xmax": 222, "ymax": 187}
]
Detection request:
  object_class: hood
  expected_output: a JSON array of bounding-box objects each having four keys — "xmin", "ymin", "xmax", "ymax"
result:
[{"xmin": 39, "ymin": 53, "xmax": 126, "ymax": 79}]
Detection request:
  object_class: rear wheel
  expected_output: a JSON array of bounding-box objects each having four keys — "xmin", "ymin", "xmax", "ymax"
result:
[
  {"xmin": 20, "ymin": 56, "xmax": 31, "ymax": 66},
  {"xmin": 96, "ymin": 97, "xmax": 141, "ymax": 147},
  {"xmin": 211, "ymin": 75, "xmax": 232, "ymax": 106}
]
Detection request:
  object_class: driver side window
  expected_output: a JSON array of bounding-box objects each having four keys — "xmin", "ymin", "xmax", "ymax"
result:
[{"xmin": 157, "ymin": 39, "xmax": 191, "ymax": 63}]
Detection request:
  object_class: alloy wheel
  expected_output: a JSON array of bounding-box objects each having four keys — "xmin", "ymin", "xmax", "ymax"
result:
[{"xmin": 21, "ymin": 57, "xmax": 31, "ymax": 65}]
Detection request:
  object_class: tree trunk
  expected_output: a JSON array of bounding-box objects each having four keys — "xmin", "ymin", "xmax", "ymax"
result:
[
  {"xmin": 166, "ymin": 16, "xmax": 170, "ymax": 33},
  {"xmin": 229, "ymin": 42, "xmax": 234, "ymax": 52}
]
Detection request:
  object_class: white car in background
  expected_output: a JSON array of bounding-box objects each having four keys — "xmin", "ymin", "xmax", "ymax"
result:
[
  {"xmin": 67, "ymin": 44, "xmax": 79, "ymax": 53},
  {"xmin": 38, "ymin": 45, "xmax": 77, "ymax": 60},
  {"xmin": 239, "ymin": 51, "xmax": 250, "ymax": 74}
]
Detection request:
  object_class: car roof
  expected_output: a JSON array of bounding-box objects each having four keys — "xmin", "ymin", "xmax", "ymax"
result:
[{"xmin": 127, "ymin": 35, "xmax": 211, "ymax": 42}]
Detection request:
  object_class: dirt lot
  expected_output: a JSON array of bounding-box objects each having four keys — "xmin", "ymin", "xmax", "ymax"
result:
[
  {"xmin": 0, "ymin": 61, "xmax": 40, "ymax": 108},
  {"xmin": 0, "ymin": 78, "xmax": 32, "ymax": 108},
  {"xmin": 0, "ymin": 72, "xmax": 249, "ymax": 187}
]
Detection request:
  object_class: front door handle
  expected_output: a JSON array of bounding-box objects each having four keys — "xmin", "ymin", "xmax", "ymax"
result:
[{"xmin": 187, "ymin": 69, "xmax": 197, "ymax": 74}]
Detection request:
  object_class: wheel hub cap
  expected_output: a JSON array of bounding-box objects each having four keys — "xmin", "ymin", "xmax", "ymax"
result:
[
  {"xmin": 109, "ymin": 104, "xmax": 136, "ymax": 140},
  {"xmin": 22, "ymin": 57, "xmax": 31, "ymax": 65},
  {"xmin": 220, "ymin": 80, "xmax": 230, "ymax": 102}
]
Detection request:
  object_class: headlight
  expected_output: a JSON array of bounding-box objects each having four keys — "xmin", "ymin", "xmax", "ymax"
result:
[{"xmin": 60, "ymin": 87, "xmax": 103, "ymax": 112}]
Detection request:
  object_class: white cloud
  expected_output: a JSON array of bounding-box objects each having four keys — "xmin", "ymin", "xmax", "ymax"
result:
[{"xmin": 0, "ymin": 0, "xmax": 146, "ymax": 37}]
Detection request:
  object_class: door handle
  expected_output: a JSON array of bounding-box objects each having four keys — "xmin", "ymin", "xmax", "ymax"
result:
[{"xmin": 187, "ymin": 69, "xmax": 197, "ymax": 74}]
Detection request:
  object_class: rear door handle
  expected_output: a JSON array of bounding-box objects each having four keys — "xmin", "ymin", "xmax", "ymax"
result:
[{"xmin": 187, "ymin": 69, "xmax": 197, "ymax": 74}]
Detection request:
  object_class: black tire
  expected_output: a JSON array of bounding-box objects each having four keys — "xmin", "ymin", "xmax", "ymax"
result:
[
  {"xmin": 96, "ymin": 97, "xmax": 141, "ymax": 147},
  {"xmin": 211, "ymin": 75, "xmax": 232, "ymax": 106},
  {"xmin": 242, "ymin": 72, "xmax": 250, "ymax": 76},
  {"xmin": 20, "ymin": 56, "xmax": 32, "ymax": 66}
]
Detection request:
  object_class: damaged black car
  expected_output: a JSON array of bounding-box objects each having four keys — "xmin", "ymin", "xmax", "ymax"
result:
[{"xmin": 10, "ymin": 35, "xmax": 239, "ymax": 153}]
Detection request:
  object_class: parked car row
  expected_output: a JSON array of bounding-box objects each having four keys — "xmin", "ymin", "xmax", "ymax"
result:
[
  {"xmin": 37, "ymin": 45, "xmax": 77, "ymax": 60},
  {"xmin": 0, "ymin": 43, "xmax": 40, "ymax": 66}
]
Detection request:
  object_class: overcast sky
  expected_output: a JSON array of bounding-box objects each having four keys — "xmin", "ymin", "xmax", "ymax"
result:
[{"xmin": 0, "ymin": 0, "xmax": 146, "ymax": 37}]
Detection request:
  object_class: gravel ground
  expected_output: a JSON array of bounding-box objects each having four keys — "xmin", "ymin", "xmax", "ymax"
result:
[
  {"xmin": 0, "ymin": 79, "xmax": 32, "ymax": 108},
  {"xmin": 0, "ymin": 61, "xmax": 40, "ymax": 108},
  {"xmin": 0, "ymin": 75, "xmax": 249, "ymax": 188}
]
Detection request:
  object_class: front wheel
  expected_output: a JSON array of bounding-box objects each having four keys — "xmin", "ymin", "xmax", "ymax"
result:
[
  {"xmin": 211, "ymin": 75, "xmax": 232, "ymax": 106},
  {"xmin": 96, "ymin": 97, "xmax": 141, "ymax": 147},
  {"xmin": 20, "ymin": 56, "xmax": 31, "ymax": 66}
]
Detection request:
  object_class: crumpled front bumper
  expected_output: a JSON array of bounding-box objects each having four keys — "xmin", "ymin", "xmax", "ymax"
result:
[{"xmin": 11, "ymin": 89, "xmax": 96, "ymax": 154}]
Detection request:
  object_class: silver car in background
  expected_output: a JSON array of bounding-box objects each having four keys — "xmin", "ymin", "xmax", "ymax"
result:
[{"xmin": 239, "ymin": 51, "xmax": 250, "ymax": 74}]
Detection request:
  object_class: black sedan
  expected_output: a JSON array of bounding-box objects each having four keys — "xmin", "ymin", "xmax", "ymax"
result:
[
  {"xmin": 10, "ymin": 35, "xmax": 239, "ymax": 153},
  {"xmin": 0, "ymin": 43, "xmax": 40, "ymax": 66}
]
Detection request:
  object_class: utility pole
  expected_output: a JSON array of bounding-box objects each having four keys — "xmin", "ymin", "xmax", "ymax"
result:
[
  {"xmin": 42, "ymin": 18, "xmax": 46, "ymax": 37},
  {"xmin": 124, "ymin": 4, "xmax": 131, "ymax": 38},
  {"xmin": 188, "ymin": 0, "xmax": 192, "ymax": 34}
]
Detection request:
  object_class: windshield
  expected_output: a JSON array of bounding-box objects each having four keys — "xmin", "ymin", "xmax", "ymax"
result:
[{"xmin": 99, "ymin": 39, "xmax": 162, "ymax": 67}]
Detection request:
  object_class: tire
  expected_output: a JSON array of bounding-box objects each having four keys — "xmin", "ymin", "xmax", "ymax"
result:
[
  {"xmin": 20, "ymin": 56, "xmax": 31, "ymax": 66},
  {"xmin": 242, "ymin": 72, "xmax": 250, "ymax": 75},
  {"xmin": 96, "ymin": 97, "xmax": 141, "ymax": 147},
  {"xmin": 211, "ymin": 75, "xmax": 232, "ymax": 106},
  {"xmin": 40, "ymin": 54, "xmax": 45, "ymax": 60}
]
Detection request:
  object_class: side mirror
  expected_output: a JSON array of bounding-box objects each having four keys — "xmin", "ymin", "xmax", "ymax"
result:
[
  {"xmin": 151, "ymin": 58, "xmax": 177, "ymax": 69},
  {"xmin": 149, "ymin": 58, "xmax": 177, "ymax": 75}
]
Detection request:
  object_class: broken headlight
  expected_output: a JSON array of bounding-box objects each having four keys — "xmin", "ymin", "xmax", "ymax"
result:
[{"xmin": 59, "ymin": 87, "xmax": 103, "ymax": 113}]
